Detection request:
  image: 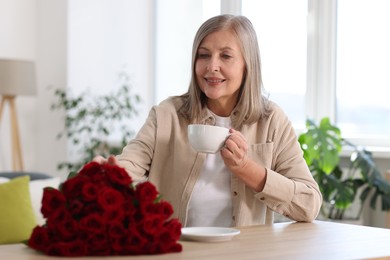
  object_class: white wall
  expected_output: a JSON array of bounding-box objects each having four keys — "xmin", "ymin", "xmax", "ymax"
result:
[
  {"xmin": 154, "ymin": 0, "xmax": 202, "ymax": 103},
  {"xmin": 67, "ymin": 0, "xmax": 154, "ymax": 163},
  {"xmin": 1, "ymin": 0, "xmax": 154, "ymax": 179},
  {"xmin": 0, "ymin": 0, "xmax": 36, "ymax": 59},
  {"xmin": 0, "ymin": 0, "xmax": 41, "ymax": 173},
  {"xmin": 34, "ymin": 0, "xmax": 68, "ymax": 178},
  {"xmin": 0, "ymin": 0, "xmax": 68, "ymax": 178},
  {"xmin": 68, "ymin": 0, "xmax": 153, "ymax": 101},
  {"xmin": 0, "ymin": 0, "xmax": 214, "ymax": 176},
  {"xmin": 154, "ymin": 0, "xmax": 220, "ymax": 103}
]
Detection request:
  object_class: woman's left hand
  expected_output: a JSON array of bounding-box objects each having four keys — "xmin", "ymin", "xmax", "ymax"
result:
[{"xmin": 221, "ymin": 129, "xmax": 249, "ymax": 170}]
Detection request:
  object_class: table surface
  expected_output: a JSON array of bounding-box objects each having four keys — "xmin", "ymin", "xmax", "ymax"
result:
[{"xmin": 2, "ymin": 220, "xmax": 390, "ymax": 260}]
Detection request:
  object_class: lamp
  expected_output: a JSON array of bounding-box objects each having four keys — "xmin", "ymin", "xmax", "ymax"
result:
[{"xmin": 0, "ymin": 59, "xmax": 37, "ymax": 171}]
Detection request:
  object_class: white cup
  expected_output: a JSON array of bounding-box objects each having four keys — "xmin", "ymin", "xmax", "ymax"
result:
[{"xmin": 188, "ymin": 124, "xmax": 230, "ymax": 153}]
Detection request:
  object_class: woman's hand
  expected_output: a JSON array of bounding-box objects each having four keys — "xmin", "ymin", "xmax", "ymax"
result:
[
  {"xmin": 92, "ymin": 155, "xmax": 120, "ymax": 166},
  {"xmin": 221, "ymin": 129, "xmax": 267, "ymax": 192},
  {"xmin": 221, "ymin": 129, "xmax": 249, "ymax": 170},
  {"xmin": 93, "ymin": 155, "xmax": 134, "ymax": 180}
]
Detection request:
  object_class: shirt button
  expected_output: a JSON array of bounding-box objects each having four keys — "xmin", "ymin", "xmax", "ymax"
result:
[
  {"xmin": 233, "ymin": 191, "xmax": 238, "ymax": 196},
  {"xmin": 260, "ymin": 197, "xmax": 265, "ymax": 200}
]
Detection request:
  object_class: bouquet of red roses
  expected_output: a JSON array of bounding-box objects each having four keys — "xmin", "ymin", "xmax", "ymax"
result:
[{"xmin": 27, "ymin": 162, "xmax": 182, "ymax": 256}]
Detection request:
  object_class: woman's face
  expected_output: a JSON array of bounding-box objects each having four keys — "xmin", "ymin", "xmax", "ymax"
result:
[{"xmin": 195, "ymin": 29, "xmax": 246, "ymax": 115}]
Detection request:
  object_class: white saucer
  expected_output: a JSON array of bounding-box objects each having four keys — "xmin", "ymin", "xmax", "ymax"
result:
[{"xmin": 181, "ymin": 227, "xmax": 240, "ymax": 242}]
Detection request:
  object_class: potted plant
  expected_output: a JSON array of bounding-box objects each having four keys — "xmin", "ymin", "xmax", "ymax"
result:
[
  {"xmin": 51, "ymin": 72, "xmax": 142, "ymax": 174},
  {"xmin": 298, "ymin": 117, "xmax": 390, "ymax": 221}
]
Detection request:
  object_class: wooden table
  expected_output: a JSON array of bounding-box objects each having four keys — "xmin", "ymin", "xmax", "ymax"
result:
[{"xmin": 1, "ymin": 221, "xmax": 390, "ymax": 259}]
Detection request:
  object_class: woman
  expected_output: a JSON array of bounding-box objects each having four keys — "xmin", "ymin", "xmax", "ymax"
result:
[{"xmin": 94, "ymin": 14, "xmax": 322, "ymax": 227}]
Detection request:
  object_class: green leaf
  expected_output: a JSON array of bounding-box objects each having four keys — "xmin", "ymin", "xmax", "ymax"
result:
[
  {"xmin": 299, "ymin": 116, "xmax": 390, "ymax": 219},
  {"xmin": 66, "ymin": 171, "xmax": 78, "ymax": 180},
  {"xmin": 298, "ymin": 117, "xmax": 342, "ymax": 174}
]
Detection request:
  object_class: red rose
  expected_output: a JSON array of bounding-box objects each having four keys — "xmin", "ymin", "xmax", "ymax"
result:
[
  {"xmin": 108, "ymin": 220, "xmax": 127, "ymax": 239},
  {"xmin": 89, "ymin": 247, "xmax": 111, "ymax": 256},
  {"xmin": 68, "ymin": 199, "xmax": 84, "ymax": 216},
  {"xmin": 163, "ymin": 242, "xmax": 183, "ymax": 254},
  {"xmin": 139, "ymin": 201, "xmax": 159, "ymax": 216},
  {"xmin": 106, "ymin": 164, "xmax": 132, "ymax": 187},
  {"xmin": 122, "ymin": 227, "xmax": 148, "ymax": 255},
  {"xmin": 79, "ymin": 213, "xmax": 105, "ymax": 234},
  {"xmin": 139, "ymin": 214, "xmax": 164, "ymax": 235},
  {"xmin": 61, "ymin": 174, "xmax": 88, "ymax": 199},
  {"xmin": 98, "ymin": 186, "xmax": 125, "ymax": 211},
  {"xmin": 78, "ymin": 162, "xmax": 102, "ymax": 179},
  {"xmin": 47, "ymin": 209, "xmax": 79, "ymax": 240},
  {"xmin": 135, "ymin": 181, "xmax": 158, "ymax": 202},
  {"xmin": 139, "ymin": 200, "xmax": 173, "ymax": 220},
  {"xmin": 144, "ymin": 243, "xmax": 160, "ymax": 254},
  {"xmin": 103, "ymin": 207, "xmax": 125, "ymax": 222},
  {"xmin": 45, "ymin": 240, "xmax": 88, "ymax": 257},
  {"xmin": 82, "ymin": 202, "xmax": 100, "ymax": 216},
  {"xmin": 41, "ymin": 187, "xmax": 66, "ymax": 218},
  {"xmin": 86, "ymin": 232, "xmax": 109, "ymax": 253},
  {"xmin": 64, "ymin": 240, "xmax": 88, "ymax": 256},
  {"xmin": 156, "ymin": 201, "xmax": 174, "ymax": 219},
  {"xmin": 79, "ymin": 162, "xmax": 110, "ymax": 185},
  {"xmin": 28, "ymin": 226, "xmax": 50, "ymax": 252},
  {"xmin": 81, "ymin": 182, "xmax": 98, "ymax": 202},
  {"xmin": 123, "ymin": 198, "xmax": 137, "ymax": 217},
  {"xmin": 28, "ymin": 162, "xmax": 182, "ymax": 256},
  {"xmin": 110, "ymin": 237, "xmax": 124, "ymax": 254},
  {"xmin": 164, "ymin": 218, "xmax": 182, "ymax": 241},
  {"xmin": 45, "ymin": 242, "xmax": 67, "ymax": 256},
  {"xmin": 162, "ymin": 218, "xmax": 182, "ymax": 241}
]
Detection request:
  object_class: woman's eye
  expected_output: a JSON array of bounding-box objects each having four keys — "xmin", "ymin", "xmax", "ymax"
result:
[
  {"xmin": 197, "ymin": 53, "xmax": 210, "ymax": 59},
  {"xmin": 221, "ymin": 54, "xmax": 232, "ymax": 59}
]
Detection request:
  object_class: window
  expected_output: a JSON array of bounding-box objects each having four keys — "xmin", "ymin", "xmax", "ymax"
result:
[
  {"xmin": 336, "ymin": 0, "xmax": 390, "ymax": 142},
  {"xmin": 154, "ymin": 0, "xmax": 220, "ymax": 104},
  {"xmin": 68, "ymin": 0, "xmax": 390, "ymax": 152},
  {"xmin": 242, "ymin": 0, "xmax": 308, "ymax": 128},
  {"xmin": 240, "ymin": 0, "xmax": 390, "ymax": 150}
]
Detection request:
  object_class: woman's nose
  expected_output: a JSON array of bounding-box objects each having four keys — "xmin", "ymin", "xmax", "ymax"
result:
[{"xmin": 207, "ymin": 57, "xmax": 220, "ymax": 72}]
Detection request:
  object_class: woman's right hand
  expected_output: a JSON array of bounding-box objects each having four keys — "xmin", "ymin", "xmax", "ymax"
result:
[
  {"xmin": 92, "ymin": 155, "xmax": 120, "ymax": 166},
  {"xmin": 93, "ymin": 155, "xmax": 134, "ymax": 179}
]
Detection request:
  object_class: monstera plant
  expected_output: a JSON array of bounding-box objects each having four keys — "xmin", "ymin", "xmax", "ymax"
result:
[{"xmin": 298, "ymin": 117, "xmax": 390, "ymax": 220}]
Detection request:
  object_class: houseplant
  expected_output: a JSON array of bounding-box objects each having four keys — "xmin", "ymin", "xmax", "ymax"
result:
[
  {"xmin": 51, "ymin": 72, "xmax": 142, "ymax": 175},
  {"xmin": 298, "ymin": 117, "xmax": 390, "ymax": 220}
]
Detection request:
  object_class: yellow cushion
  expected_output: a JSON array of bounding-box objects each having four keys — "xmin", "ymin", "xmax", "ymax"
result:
[{"xmin": 0, "ymin": 176, "xmax": 37, "ymax": 244}]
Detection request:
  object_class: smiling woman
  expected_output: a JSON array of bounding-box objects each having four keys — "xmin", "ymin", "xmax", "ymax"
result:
[
  {"xmin": 195, "ymin": 30, "xmax": 246, "ymax": 116},
  {"xmin": 94, "ymin": 14, "xmax": 322, "ymax": 229}
]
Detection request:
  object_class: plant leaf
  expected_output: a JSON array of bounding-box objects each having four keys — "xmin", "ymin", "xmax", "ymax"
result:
[{"xmin": 298, "ymin": 117, "xmax": 342, "ymax": 174}]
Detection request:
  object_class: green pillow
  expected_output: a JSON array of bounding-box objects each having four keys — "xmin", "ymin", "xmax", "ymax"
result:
[{"xmin": 0, "ymin": 176, "xmax": 37, "ymax": 244}]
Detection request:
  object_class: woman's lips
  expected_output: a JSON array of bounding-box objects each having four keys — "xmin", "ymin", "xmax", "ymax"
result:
[{"xmin": 205, "ymin": 78, "xmax": 225, "ymax": 85}]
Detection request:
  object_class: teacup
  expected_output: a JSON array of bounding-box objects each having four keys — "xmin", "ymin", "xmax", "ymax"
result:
[{"xmin": 188, "ymin": 124, "xmax": 230, "ymax": 153}]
